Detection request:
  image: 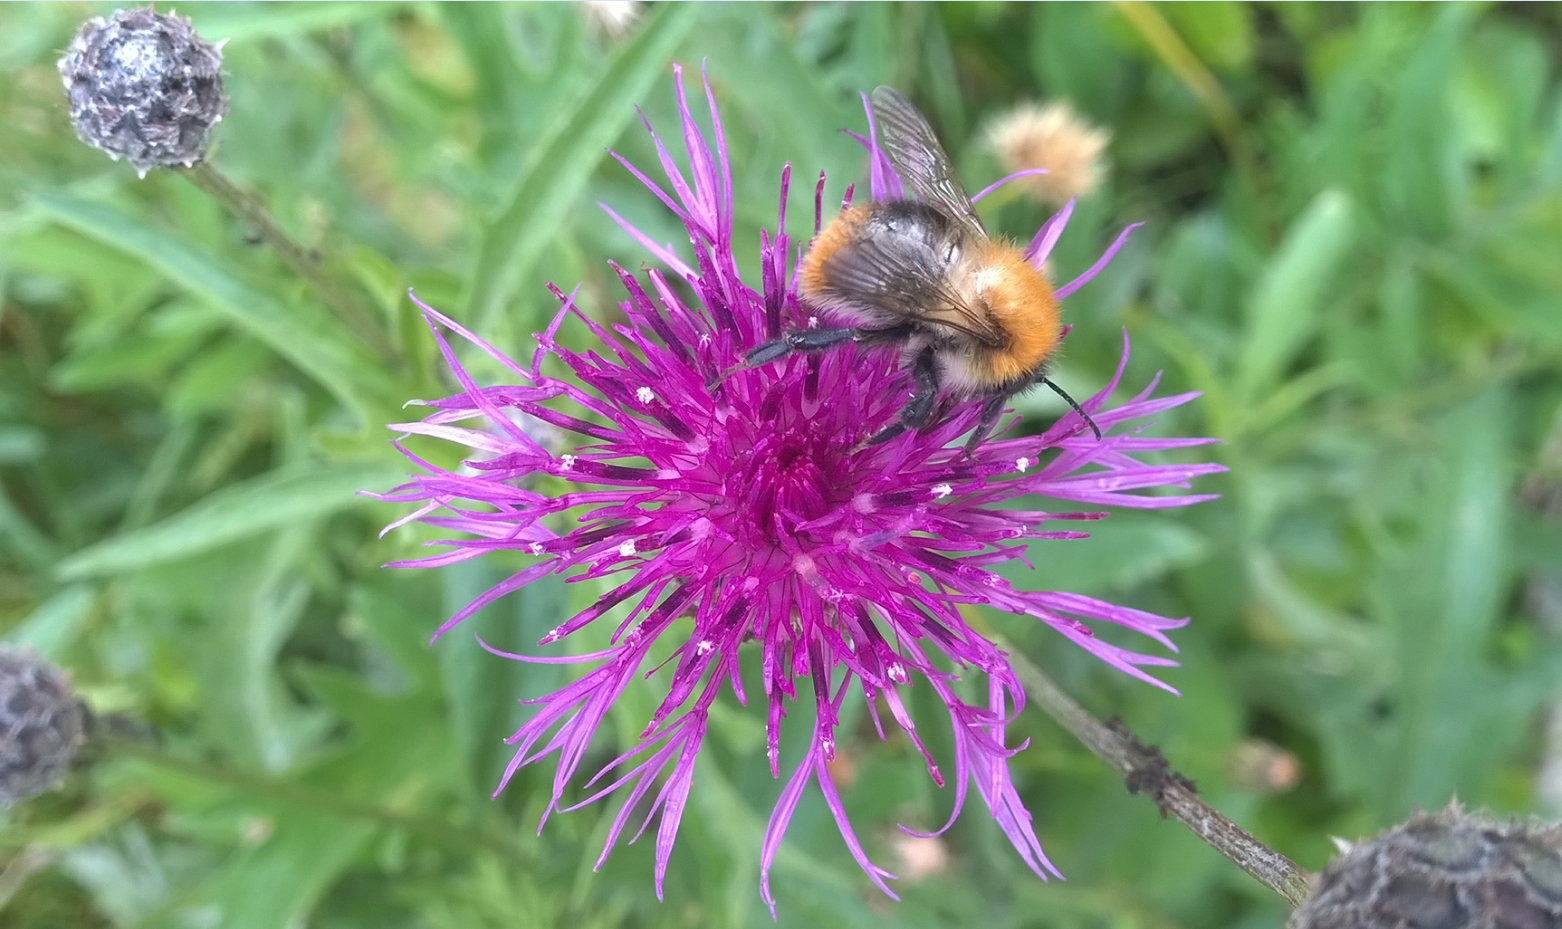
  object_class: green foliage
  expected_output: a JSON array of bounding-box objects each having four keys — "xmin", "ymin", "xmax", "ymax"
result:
[{"xmin": 3, "ymin": 2, "xmax": 1561, "ymax": 927}]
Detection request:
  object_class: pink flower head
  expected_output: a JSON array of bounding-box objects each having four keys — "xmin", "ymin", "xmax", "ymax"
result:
[{"xmin": 374, "ymin": 66, "xmax": 1224, "ymax": 912}]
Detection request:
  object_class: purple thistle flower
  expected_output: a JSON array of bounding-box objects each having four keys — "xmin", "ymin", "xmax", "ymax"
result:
[{"xmin": 374, "ymin": 66, "xmax": 1225, "ymax": 910}]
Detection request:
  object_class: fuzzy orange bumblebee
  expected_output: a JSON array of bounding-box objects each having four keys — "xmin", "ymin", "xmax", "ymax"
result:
[{"xmin": 749, "ymin": 86, "xmax": 1093, "ymax": 452}]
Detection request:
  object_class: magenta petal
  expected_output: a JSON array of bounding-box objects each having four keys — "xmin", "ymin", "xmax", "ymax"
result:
[
  {"xmin": 1055, "ymin": 222, "xmax": 1144, "ymax": 299},
  {"xmin": 970, "ymin": 167, "xmax": 1049, "ymax": 204},
  {"xmin": 1026, "ymin": 197, "xmax": 1075, "ymax": 266}
]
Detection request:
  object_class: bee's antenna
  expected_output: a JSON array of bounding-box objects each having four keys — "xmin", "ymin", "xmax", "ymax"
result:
[{"xmin": 1040, "ymin": 378, "xmax": 1102, "ymax": 440}]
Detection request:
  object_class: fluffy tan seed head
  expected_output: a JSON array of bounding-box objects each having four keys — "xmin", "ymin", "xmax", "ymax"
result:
[
  {"xmin": 987, "ymin": 102, "xmax": 1110, "ymax": 205},
  {"xmin": 582, "ymin": 1, "xmax": 642, "ymax": 38}
]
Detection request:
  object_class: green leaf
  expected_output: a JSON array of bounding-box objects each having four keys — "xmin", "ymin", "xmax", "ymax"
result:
[
  {"xmin": 6, "ymin": 584, "xmax": 95, "ymax": 657},
  {"xmin": 197, "ymin": 528, "xmax": 319, "ymax": 772},
  {"xmin": 464, "ymin": 1, "xmax": 698, "ymax": 333},
  {"xmin": 187, "ymin": 1, "xmax": 395, "ymax": 42},
  {"xmin": 200, "ymin": 809, "xmax": 375, "ymax": 929},
  {"xmin": 0, "ymin": 485, "xmax": 57, "ymax": 572},
  {"xmin": 57, "ymin": 462, "xmax": 403, "ymax": 579},
  {"xmin": 1379, "ymin": 389, "xmax": 1537, "ymax": 814},
  {"xmin": 1235, "ymin": 189, "xmax": 1355, "ymax": 403},
  {"xmin": 438, "ymin": 561, "xmax": 570, "ymax": 794},
  {"xmin": 1382, "ymin": 6, "xmax": 1468, "ymax": 236},
  {"xmin": 27, "ymin": 190, "xmax": 396, "ymax": 422},
  {"xmin": 1160, "ymin": 1, "xmax": 1254, "ymax": 72}
]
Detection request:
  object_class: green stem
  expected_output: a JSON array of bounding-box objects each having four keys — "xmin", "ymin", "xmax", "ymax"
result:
[
  {"xmin": 176, "ymin": 161, "xmax": 398, "ymax": 362},
  {"xmin": 998, "ymin": 639, "xmax": 1314, "ymax": 906}
]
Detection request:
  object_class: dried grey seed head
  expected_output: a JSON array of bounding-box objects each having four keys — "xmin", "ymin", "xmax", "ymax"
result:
[
  {"xmin": 0, "ymin": 646, "xmax": 86, "ymax": 806},
  {"xmin": 1289, "ymin": 802, "xmax": 1562, "ymax": 929},
  {"xmin": 57, "ymin": 8, "xmax": 228, "ymax": 177}
]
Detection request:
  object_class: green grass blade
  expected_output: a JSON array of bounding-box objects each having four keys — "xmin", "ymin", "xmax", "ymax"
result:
[
  {"xmin": 57, "ymin": 462, "xmax": 403, "ymax": 579},
  {"xmin": 1235, "ymin": 189, "xmax": 1354, "ymax": 403},
  {"xmin": 464, "ymin": 1, "xmax": 698, "ymax": 332},
  {"xmin": 28, "ymin": 190, "xmax": 397, "ymax": 422}
]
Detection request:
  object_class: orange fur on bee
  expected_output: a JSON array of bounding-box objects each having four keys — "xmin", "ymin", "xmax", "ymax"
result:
[
  {"xmin": 968, "ymin": 241, "xmax": 1060, "ymax": 386},
  {"xmin": 798, "ymin": 205, "xmax": 870, "ymax": 298}
]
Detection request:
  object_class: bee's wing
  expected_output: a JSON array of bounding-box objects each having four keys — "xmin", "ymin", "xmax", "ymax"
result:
[
  {"xmin": 870, "ymin": 87, "xmax": 985, "ymax": 238},
  {"xmin": 822, "ymin": 232, "xmax": 1006, "ymax": 347}
]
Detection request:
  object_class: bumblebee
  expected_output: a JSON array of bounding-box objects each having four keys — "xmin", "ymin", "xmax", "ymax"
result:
[{"xmin": 744, "ymin": 86, "xmax": 1100, "ymax": 453}]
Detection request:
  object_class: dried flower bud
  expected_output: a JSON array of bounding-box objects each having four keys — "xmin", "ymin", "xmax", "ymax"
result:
[
  {"xmin": 986, "ymin": 102, "xmax": 1110, "ymax": 205},
  {"xmin": 57, "ymin": 8, "xmax": 228, "ymax": 177},
  {"xmin": 1288, "ymin": 802, "xmax": 1562, "ymax": 929},
  {"xmin": 0, "ymin": 646, "xmax": 86, "ymax": 806}
]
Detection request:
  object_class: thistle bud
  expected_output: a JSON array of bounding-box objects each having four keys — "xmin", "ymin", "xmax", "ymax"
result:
[
  {"xmin": 57, "ymin": 8, "xmax": 228, "ymax": 177},
  {"xmin": 0, "ymin": 646, "xmax": 86, "ymax": 806},
  {"xmin": 1288, "ymin": 802, "xmax": 1562, "ymax": 929},
  {"xmin": 986, "ymin": 102, "xmax": 1110, "ymax": 205}
]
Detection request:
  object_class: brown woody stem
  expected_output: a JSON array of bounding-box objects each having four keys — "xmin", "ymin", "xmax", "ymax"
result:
[
  {"xmin": 999, "ymin": 640, "xmax": 1314, "ymax": 906},
  {"xmin": 177, "ymin": 161, "xmax": 397, "ymax": 361}
]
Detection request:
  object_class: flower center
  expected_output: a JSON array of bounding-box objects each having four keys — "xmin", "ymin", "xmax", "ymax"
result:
[
  {"xmin": 770, "ymin": 436, "xmax": 827, "ymax": 512},
  {"xmin": 742, "ymin": 419, "xmax": 846, "ymax": 542}
]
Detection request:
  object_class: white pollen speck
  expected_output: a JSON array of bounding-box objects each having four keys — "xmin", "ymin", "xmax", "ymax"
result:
[
  {"xmin": 807, "ymin": 316, "xmax": 820, "ymax": 329},
  {"xmin": 546, "ymin": 626, "xmax": 563, "ymax": 641},
  {"xmin": 931, "ymin": 483, "xmax": 953, "ymax": 499},
  {"xmin": 559, "ymin": 454, "xmax": 577, "ymax": 471},
  {"xmin": 1016, "ymin": 457, "xmax": 1031, "ymax": 472},
  {"xmin": 617, "ymin": 540, "xmax": 637, "ymax": 557},
  {"xmin": 888, "ymin": 663, "xmax": 908, "ymax": 684},
  {"xmin": 529, "ymin": 542, "xmax": 545, "ymax": 555},
  {"xmin": 695, "ymin": 639, "xmax": 714, "ymax": 655},
  {"xmin": 821, "ymin": 737, "xmax": 835, "ymax": 756},
  {"xmin": 636, "ymin": 386, "xmax": 655, "ymax": 404}
]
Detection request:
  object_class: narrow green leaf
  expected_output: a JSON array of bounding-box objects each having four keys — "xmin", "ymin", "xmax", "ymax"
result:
[
  {"xmin": 465, "ymin": 1, "xmax": 698, "ymax": 332},
  {"xmin": 57, "ymin": 462, "xmax": 403, "ymax": 579},
  {"xmin": 188, "ymin": 1, "xmax": 396, "ymax": 42},
  {"xmin": 6, "ymin": 585, "xmax": 95, "ymax": 658},
  {"xmin": 439, "ymin": 562, "xmax": 568, "ymax": 793},
  {"xmin": 200, "ymin": 529, "xmax": 316, "ymax": 772},
  {"xmin": 202, "ymin": 810, "xmax": 374, "ymax": 929},
  {"xmin": 1235, "ymin": 189, "xmax": 1354, "ymax": 401},
  {"xmin": 1160, "ymin": 1, "xmax": 1254, "ymax": 71},
  {"xmin": 1382, "ymin": 6, "xmax": 1467, "ymax": 236},
  {"xmin": 0, "ymin": 485, "xmax": 57, "ymax": 572},
  {"xmin": 1388, "ymin": 388, "xmax": 1518, "ymax": 811},
  {"xmin": 28, "ymin": 190, "xmax": 396, "ymax": 421}
]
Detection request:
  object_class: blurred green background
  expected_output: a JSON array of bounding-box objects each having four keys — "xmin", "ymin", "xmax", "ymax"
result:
[{"xmin": 4, "ymin": 2, "xmax": 1562, "ymax": 927}]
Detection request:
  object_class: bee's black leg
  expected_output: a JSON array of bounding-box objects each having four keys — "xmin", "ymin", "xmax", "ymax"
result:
[
  {"xmin": 864, "ymin": 347, "xmax": 939, "ymax": 447},
  {"xmin": 726, "ymin": 324, "xmax": 920, "ymax": 389},
  {"xmin": 963, "ymin": 391, "xmax": 1014, "ymax": 457},
  {"xmin": 743, "ymin": 327, "xmax": 860, "ymax": 366}
]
